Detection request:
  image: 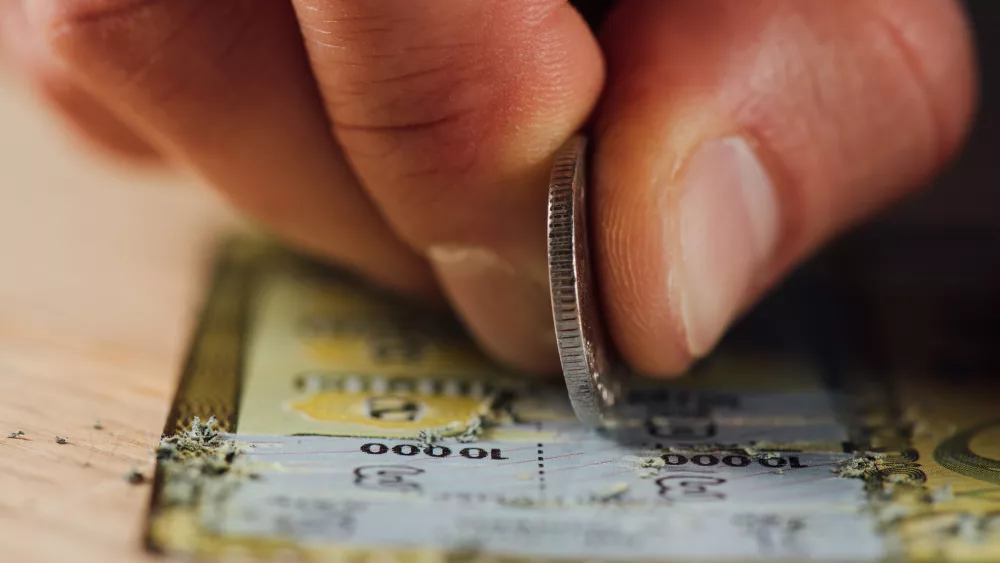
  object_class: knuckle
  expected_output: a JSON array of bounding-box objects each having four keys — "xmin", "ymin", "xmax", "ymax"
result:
[
  {"xmin": 870, "ymin": 0, "xmax": 976, "ymax": 164},
  {"xmin": 32, "ymin": 0, "xmax": 169, "ymax": 57},
  {"xmin": 315, "ymin": 41, "xmax": 493, "ymax": 132},
  {"xmin": 315, "ymin": 43, "xmax": 502, "ymax": 222},
  {"xmin": 311, "ymin": 37, "xmax": 498, "ymax": 174},
  {"xmin": 32, "ymin": 0, "xmax": 263, "ymax": 103},
  {"xmin": 331, "ymin": 105, "xmax": 484, "ymax": 180},
  {"xmin": 297, "ymin": 3, "xmax": 526, "ymax": 175}
]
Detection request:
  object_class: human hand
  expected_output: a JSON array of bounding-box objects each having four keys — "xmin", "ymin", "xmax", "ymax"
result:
[{"xmin": 0, "ymin": 0, "xmax": 977, "ymax": 376}]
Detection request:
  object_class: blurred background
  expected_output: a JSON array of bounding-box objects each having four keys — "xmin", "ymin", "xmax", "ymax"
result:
[
  {"xmin": 850, "ymin": 1, "xmax": 999, "ymax": 239},
  {"xmin": 832, "ymin": 1, "xmax": 1000, "ymax": 379}
]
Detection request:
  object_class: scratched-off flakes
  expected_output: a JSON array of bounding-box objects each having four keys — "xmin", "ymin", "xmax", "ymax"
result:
[{"xmin": 147, "ymin": 238, "xmax": 1000, "ymax": 562}]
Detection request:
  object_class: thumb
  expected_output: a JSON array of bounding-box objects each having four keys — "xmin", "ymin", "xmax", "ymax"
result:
[{"xmin": 591, "ymin": 0, "xmax": 977, "ymax": 375}]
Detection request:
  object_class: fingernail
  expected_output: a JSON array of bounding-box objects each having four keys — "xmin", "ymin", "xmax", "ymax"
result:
[
  {"xmin": 676, "ymin": 137, "xmax": 779, "ymax": 357},
  {"xmin": 427, "ymin": 245, "xmax": 559, "ymax": 373}
]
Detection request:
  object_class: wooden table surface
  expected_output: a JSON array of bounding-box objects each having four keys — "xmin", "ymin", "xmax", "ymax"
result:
[{"xmin": 0, "ymin": 66, "xmax": 237, "ymax": 563}]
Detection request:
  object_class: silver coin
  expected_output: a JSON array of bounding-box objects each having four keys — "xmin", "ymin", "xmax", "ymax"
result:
[{"xmin": 546, "ymin": 135, "xmax": 624, "ymax": 427}]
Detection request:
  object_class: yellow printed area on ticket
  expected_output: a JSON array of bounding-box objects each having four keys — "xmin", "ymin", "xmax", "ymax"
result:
[
  {"xmin": 146, "ymin": 237, "xmax": 1000, "ymax": 562},
  {"xmin": 852, "ymin": 278, "xmax": 1000, "ymax": 563}
]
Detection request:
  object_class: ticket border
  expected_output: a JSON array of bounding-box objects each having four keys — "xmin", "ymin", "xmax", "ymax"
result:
[{"xmin": 145, "ymin": 237, "xmax": 262, "ymax": 555}]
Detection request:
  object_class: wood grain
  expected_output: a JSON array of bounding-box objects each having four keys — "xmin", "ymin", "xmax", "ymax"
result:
[{"xmin": 0, "ymin": 67, "xmax": 236, "ymax": 563}]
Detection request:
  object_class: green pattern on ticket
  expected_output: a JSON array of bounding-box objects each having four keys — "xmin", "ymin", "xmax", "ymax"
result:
[{"xmin": 146, "ymin": 237, "xmax": 1000, "ymax": 562}]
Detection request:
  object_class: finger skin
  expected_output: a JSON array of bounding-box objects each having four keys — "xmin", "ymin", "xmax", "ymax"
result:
[
  {"xmin": 25, "ymin": 0, "xmax": 439, "ymax": 297},
  {"xmin": 593, "ymin": 0, "xmax": 976, "ymax": 375},
  {"xmin": 0, "ymin": 1, "xmax": 159, "ymax": 161},
  {"xmin": 292, "ymin": 0, "xmax": 604, "ymax": 372}
]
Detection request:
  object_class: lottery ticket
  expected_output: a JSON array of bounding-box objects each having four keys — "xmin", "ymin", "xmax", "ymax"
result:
[{"xmin": 145, "ymin": 237, "xmax": 1000, "ymax": 562}]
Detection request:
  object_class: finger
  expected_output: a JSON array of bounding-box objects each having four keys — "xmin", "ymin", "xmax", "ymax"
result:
[
  {"xmin": 0, "ymin": 0, "xmax": 19, "ymax": 61},
  {"xmin": 0, "ymin": 1, "xmax": 159, "ymax": 161},
  {"xmin": 593, "ymin": 0, "xmax": 977, "ymax": 375},
  {"xmin": 0, "ymin": 0, "xmax": 20, "ymax": 60},
  {"xmin": 25, "ymin": 0, "xmax": 438, "ymax": 296},
  {"xmin": 291, "ymin": 0, "xmax": 604, "ymax": 372}
]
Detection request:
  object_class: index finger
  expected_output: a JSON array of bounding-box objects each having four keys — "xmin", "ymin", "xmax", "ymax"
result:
[{"xmin": 290, "ymin": 0, "xmax": 605, "ymax": 372}]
